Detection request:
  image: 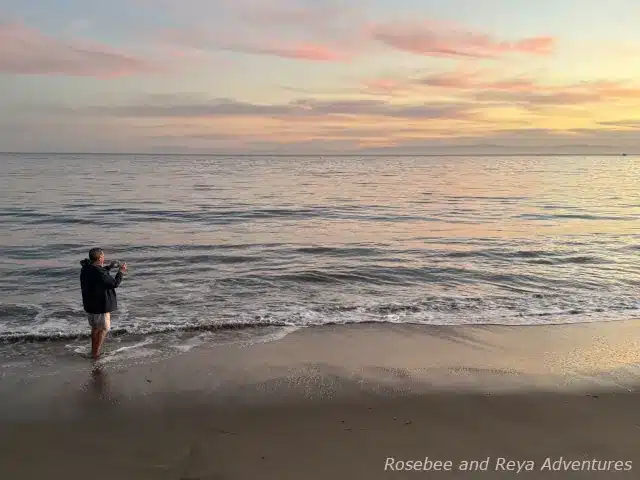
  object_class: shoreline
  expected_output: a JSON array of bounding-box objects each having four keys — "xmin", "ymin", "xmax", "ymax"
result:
[
  {"xmin": 2, "ymin": 320, "xmax": 640, "ymax": 478},
  {"xmin": 3, "ymin": 320, "xmax": 640, "ymax": 415}
]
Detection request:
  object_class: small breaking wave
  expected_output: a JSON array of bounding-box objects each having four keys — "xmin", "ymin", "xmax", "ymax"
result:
[
  {"xmin": 2, "ymin": 294, "xmax": 638, "ymax": 345},
  {"xmin": 0, "ymin": 320, "xmax": 293, "ymax": 344}
]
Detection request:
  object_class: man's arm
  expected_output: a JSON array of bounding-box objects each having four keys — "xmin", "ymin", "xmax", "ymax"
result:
[{"xmin": 99, "ymin": 268, "xmax": 123, "ymax": 288}]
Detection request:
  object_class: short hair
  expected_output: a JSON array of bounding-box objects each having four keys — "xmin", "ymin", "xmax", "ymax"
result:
[{"xmin": 89, "ymin": 248, "xmax": 104, "ymax": 262}]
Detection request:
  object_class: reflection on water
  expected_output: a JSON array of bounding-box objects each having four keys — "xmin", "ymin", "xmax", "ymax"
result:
[
  {"xmin": 83, "ymin": 365, "xmax": 114, "ymax": 405},
  {"xmin": 1, "ymin": 154, "xmax": 639, "ymax": 359}
]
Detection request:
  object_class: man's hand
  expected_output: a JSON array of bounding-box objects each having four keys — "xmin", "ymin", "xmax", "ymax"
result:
[{"xmin": 119, "ymin": 262, "xmax": 128, "ymax": 274}]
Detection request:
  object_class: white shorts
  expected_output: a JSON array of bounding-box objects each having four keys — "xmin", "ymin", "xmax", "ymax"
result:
[{"xmin": 87, "ymin": 312, "xmax": 111, "ymax": 331}]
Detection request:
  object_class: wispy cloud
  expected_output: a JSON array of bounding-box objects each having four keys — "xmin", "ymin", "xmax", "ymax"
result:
[
  {"xmin": 0, "ymin": 22, "xmax": 157, "ymax": 77},
  {"xmin": 416, "ymin": 70, "xmax": 541, "ymax": 91},
  {"xmin": 362, "ymin": 68, "xmax": 640, "ymax": 109},
  {"xmin": 354, "ymin": 128, "xmax": 640, "ymax": 155},
  {"xmin": 80, "ymin": 96, "xmax": 476, "ymax": 121},
  {"xmin": 128, "ymin": 125, "xmax": 640, "ymax": 154},
  {"xmin": 223, "ymin": 42, "xmax": 349, "ymax": 62},
  {"xmin": 369, "ymin": 21, "xmax": 554, "ymax": 58},
  {"xmin": 598, "ymin": 119, "xmax": 640, "ymax": 128},
  {"xmin": 157, "ymin": 0, "xmax": 361, "ymax": 62},
  {"xmin": 472, "ymin": 90, "xmax": 600, "ymax": 106},
  {"xmin": 161, "ymin": 27, "xmax": 351, "ymax": 62},
  {"xmin": 155, "ymin": 2, "xmax": 559, "ymax": 66},
  {"xmin": 469, "ymin": 80, "xmax": 640, "ymax": 107},
  {"xmin": 360, "ymin": 70, "xmax": 541, "ymax": 98}
]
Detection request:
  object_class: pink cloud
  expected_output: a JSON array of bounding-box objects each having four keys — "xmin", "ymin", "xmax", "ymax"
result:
[
  {"xmin": 161, "ymin": 28, "xmax": 349, "ymax": 62},
  {"xmin": 156, "ymin": 0, "xmax": 364, "ymax": 63},
  {"xmin": 363, "ymin": 69, "xmax": 490, "ymax": 95},
  {"xmin": 230, "ymin": 42, "xmax": 350, "ymax": 62},
  {"xmin": 369, "ymin": 21, "xmax": 555, "ymax": 58},
  {"xmin": 514, "ymin": 37, "xmax": 554, "ymax": 54},
  {"xmin": 0, "ymin": 22, "xmax": 157, "ymax": 77},
  {"xmin": 418, "ymin": 72, "xmax": 542, "ymax": 92}
]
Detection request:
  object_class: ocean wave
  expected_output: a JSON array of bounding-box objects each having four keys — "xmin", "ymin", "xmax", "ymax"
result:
[
  {"xmin": 2, "ymin": 295, "xmax": 638, "ymax": 345},
  {"xmin": 294, "ymin": 246, "xmax": 382, "ymax": 257},
  {"xmin": 517, "ymin": 213, "xmax": 637, "ymax": 221},
  {"xmin": 0, "ymin": 320, "xmax": 293, "ymax": 344},
  {"xmin": 2, "ymin": 204, "xmax": 524, "ymax": 227}
]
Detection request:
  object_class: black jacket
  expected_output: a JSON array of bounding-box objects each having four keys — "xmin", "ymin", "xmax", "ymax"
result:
[{"xmin": 80, "ymin": 259, "xmax": 123, "ymax": 314}]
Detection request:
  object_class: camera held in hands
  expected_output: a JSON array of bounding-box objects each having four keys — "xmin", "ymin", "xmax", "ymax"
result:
[{"xmin": 106, "ymin": 260, "xmax": 127, "ymax": 271}]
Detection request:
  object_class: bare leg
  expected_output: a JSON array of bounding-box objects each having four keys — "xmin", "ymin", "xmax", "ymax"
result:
[
  {"xmin": 91, "ymin": 328, "xmax": 108, "ymax": 359},
  {"xmin": 96, "ymin": 329, "xmax": 108, "ymax": 357},
  {"xmin": 91, "ymin": 327, "xmax": 99, "ymax": 359}
]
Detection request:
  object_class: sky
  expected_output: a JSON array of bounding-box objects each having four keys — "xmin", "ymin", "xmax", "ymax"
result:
[{"xmin": 1, "ymin": 0, "xmax": 640, "ymax": 154}]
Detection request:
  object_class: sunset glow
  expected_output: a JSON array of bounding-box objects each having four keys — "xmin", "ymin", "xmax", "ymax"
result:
[{"xmin": 2, "ymin": 0, "xmax": 640, "ymax": 153}]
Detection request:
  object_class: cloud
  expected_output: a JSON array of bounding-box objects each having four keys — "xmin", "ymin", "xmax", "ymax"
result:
[
  {"xmin": 586, "ymin": 81, "xmax": 640, "ymax": 99},
  {"xmin": 417, "ymin": 71, "xmax": 540, "ymax": 92},
  {"xmin": 158, "ymin": 4, "xmax": 556, "ymax": 64},
  {"xmin": 7, "ymin": 120, "xmax": 640, "ymax": 154},
  {"xmin": 223, "ymin": 42, "xmax": 349, "ymax": 61},
  {"xmin": 362, "ymin": 68, "xmax": 640, "ymax": 110},
  {"xmin": 86, "ymin": 98, "xmax": 292, "ymax": 117},
  {"xmin": 81, "ymin": 97, "xmax": 476, "ymax": 120},
  {"xmin": 598, "ymin": 119, "xmax": 640, "ymax": 128},
  {"xmin": 472, "ymin": 90, "xmax": 601, "ymax": 106},
  {"xmin": 161, "ymin": 27, "xmax": 350, "ymax": 62},
  {"xmin": 360, "ymin": 70, "xmax": 550, "ymax": 101},
  {"xmin": 128, "ymin": 126, "xmax": 640, "ymax": 154},
  {"xmin": 0, "ymin": 22, "xmax": 157, "ymax": 77},
  {"xmin": 369, "ymin": 21, "xmax": 554, "ymax": 58},
  {"xmin": 157, "ymin": 0, "xmax": 361, "ymax": 62},
  {"xmin": 355, "ymin": 128, "xmax": 640, "ymax": 155},
  {"xmin": 469, "ymin": 80, "xmax": 640, "ymax": 107}
]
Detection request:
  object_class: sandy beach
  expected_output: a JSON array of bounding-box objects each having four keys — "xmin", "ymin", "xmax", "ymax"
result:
[{"xmin": 2, "ymin": 321, "xmax": 640, "ymax": 479}]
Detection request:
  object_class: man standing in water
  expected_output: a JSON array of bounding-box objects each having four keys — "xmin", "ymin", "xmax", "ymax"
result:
[{"xmin": 80, "ymin": 248, "xmax": 127, "ymax": 359}]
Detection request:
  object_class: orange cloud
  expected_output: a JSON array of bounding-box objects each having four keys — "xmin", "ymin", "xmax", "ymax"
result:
[
  {"xmin": 369, "ymin": 21, "xmax": 555, "ymax": 58},
  {"xmin": 585, "ymin": 81, "xmax": 640, "ymax": 99},
  {"xmin": 0, "ymin": 22, "xmax": 157, "ymax": 77},
  {"xmin": 469, "ymin": 78, "xmax": 640, "ymax": 106},
  {"xmin": 363, "ymin": 68, "xmax": 640, "ymax": 109}
]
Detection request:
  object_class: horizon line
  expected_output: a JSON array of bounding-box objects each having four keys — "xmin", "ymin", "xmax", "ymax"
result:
[{"xmin": 1, "ymin": 152, "xmax": 636, "ymax": 157}]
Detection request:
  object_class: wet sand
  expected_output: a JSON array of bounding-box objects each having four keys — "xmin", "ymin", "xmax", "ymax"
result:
[{"xmin": 2, "ymin": 321, "xmax": 640, "ymax": 479}]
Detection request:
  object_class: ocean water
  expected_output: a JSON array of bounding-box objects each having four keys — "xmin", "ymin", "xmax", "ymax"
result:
[{"xmin": 1, "ymin": 154, "xmax": 639, "ymax": 365}]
